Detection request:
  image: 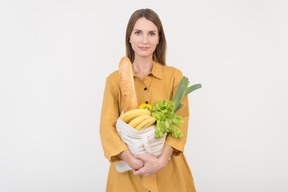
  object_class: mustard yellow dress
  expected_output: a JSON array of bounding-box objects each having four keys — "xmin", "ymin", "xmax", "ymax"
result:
[{"xmin": 100, "ymin": 61, "xmax": 197, "ymax": 192}]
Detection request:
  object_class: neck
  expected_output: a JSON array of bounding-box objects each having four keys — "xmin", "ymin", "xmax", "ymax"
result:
[{"xmin": 132, "ymin": 56, "xmax": 154, "ymax": 75}]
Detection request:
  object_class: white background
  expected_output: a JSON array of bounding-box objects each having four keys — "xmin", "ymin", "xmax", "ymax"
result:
[{"xmin": 1, "ymin": 0, "xmax": 287, "ymax": 191}]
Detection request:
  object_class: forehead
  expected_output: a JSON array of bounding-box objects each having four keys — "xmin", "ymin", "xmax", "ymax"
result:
[{"xmin": 133, "ymin": 17, "xmax": 158, "ymax": 31}]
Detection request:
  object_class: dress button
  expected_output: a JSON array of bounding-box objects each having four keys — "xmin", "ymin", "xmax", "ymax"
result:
[
  {"xmin": 144, "ymin": 87, "xmax": 147, "ymax": 91},
  {"xmin": 145, "ymin": 101, "xmax": 148, "ymax": 104}
]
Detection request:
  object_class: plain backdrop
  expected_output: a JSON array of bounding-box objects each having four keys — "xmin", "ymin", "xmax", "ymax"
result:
[{"xmin": 0, "ymin": 0, "xmax": 287, "ymax": 192}]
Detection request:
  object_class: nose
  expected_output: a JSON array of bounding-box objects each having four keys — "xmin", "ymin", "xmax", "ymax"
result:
[{"xmin": 141, "ymin": 34, "xmax": 148, "ymax": 44}]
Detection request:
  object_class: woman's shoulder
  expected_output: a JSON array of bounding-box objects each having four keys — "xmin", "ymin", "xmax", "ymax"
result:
[
  {"xmin": 162, "ymin": 65, "xmax": 182, "ymax": 72},
  {"xmin": 160, "ymin": 64, "xmax": 183, "ymax": 77},
  {"xmin": 106, "ymin": 70, "xmax": 120, "ymax": 82},
  {"xmin": 104, "ymin": 70, "xmax": 121, "ymax": 90}
]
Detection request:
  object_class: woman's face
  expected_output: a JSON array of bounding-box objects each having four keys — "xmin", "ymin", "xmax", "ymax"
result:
[{"xmin": 129, "ymin": 17, "xmax": 159, "ymax": 59}]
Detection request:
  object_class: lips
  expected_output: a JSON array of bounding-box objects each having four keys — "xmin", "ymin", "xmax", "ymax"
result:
[{"xmin": 139, "ymin": 47, "xmax": 150, "ymax": 51}]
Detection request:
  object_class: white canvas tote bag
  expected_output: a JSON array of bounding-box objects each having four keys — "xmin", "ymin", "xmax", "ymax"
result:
[{"xmin": 115, "ymin": 116, "xmax": 167, "ymax": 173}]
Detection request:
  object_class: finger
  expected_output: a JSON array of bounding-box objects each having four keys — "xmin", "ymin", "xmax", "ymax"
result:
[
  {"xmin": 133, "ymin": 169, "xmax": 142, "ymax": 175},
  {"xmin": 134, "ymin": 154, "xmax": 147, "ymax": 161},
  {"xmin": 133, "ymin": 154, "xmax": 140, "ymax": 159},
  {"xmin": 148, "ymin": 154, "xmax": 158, "ymax": 158},
  {"xmin": 133, "ymin": 167, "xmax": 145, "ymax": 175}
]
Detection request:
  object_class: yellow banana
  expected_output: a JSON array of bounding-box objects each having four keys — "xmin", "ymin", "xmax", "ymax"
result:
[
  {"xmin": 128, "ymin": 114, "xmax": 152, "ymax": 128},
  {"xmin": 120, "ymin": 109, "xmax": 151, "ymax": 123},
  {"xmin": 135, "ymin": 117, "xmax": 156, "ymax": 130}
]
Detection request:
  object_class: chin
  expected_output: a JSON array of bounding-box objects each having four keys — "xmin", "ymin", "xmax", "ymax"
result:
[{"xmin": 135, "ymin": 52, "xmax": 153, "ymax": 58}]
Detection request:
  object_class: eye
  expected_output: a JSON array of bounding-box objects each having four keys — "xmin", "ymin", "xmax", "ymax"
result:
[
  {"xmin": 149, "ymin": 32, "xmax": 155, "ymax": 36},
  {"xmin": 135, "ymin": 31, "xmax": 141, "ymax": 35}
]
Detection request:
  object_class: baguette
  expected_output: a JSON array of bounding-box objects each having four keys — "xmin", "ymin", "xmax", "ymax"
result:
[{"xmin": 119, "ymin": 57, "xmax": 138, "ymax": 111}]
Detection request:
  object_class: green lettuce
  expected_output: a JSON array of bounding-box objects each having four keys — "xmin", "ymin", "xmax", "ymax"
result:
[
  {"xmin": 151, "ymin": 76, "xmax": 202, "ymax": 138},
  {"xmin": 151, "ymin": 99, "xmax": 184, "ymax": 138}
]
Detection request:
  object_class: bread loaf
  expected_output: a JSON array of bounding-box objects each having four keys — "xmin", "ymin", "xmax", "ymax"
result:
[{"xmin": 119, "ymin": 57, "xmax": 138, "ymax": 111}]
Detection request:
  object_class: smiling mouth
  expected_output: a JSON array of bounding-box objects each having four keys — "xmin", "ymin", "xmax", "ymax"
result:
[{"xmin": 139, "ymin": 47, "xmax": 150, "ymax": 51}]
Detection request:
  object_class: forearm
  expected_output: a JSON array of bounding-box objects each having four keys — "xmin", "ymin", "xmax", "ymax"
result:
[
  {"xmin": 118, "ymin": 150, "xmax": 143, "ymax": 170},
  {"xmin": 159, "ymin": 145, "xmax": 173, "ymax": 166},
  {"xmin": 118, "ymin": 149, "xmax": 133, "ymax": 162}
]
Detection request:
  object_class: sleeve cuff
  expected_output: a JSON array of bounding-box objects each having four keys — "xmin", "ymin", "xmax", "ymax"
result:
[
  {"xmin": 106, "ymin": 145, "xmax": 129, "ymax": 163},
  {"xmin": 164, "ymin": 139, "xmax": 184, "ymax": 156}
]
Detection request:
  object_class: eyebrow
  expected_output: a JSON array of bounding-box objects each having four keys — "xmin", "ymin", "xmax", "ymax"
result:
[{"xmin": 133, "ymin": 29, "xmax": 158, "ymax": 32}]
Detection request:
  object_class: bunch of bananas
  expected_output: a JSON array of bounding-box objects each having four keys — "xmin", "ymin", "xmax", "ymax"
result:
[{"xmin": 120, "ymin": 109, "xmax": 156, "ymax": 130}]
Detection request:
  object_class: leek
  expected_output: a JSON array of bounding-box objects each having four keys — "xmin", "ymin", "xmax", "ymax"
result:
[{"xmin": 173, "ymin": 76, "xmax": 202, "ymax": 113}]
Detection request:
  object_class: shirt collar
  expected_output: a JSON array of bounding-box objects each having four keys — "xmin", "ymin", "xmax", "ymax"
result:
[{"xmin": 132, "ymin": 61, "xmax": 163, "ymax": 80}]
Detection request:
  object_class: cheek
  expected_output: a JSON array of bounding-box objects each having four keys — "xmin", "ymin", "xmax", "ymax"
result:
[
  {"xmin": 151, "ymin": 38, "xmax": 159, "ymax": 47},
  {"xmin": 130, "ymin": 37, "xmax": 139, "ymax": 51},
  {"xmin": 151, "ymin": 36, "xmax": 159, "ymax": 44},
  {"xmin": 130, "ymin": 35, "xmax": 139, "ymax": 44}
]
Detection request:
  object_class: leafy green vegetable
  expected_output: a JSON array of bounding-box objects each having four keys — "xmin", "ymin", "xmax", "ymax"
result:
[
  {"xmin": 173, "ymin": 76, "xmax": 202, "ymax": 113},
  {"xmin": 151, "ymin": 76, "xmax": 202, "ymax": 138},
  {"xmin": 151, "ymin": 99, "xmax": 184, "ymax": 138}
]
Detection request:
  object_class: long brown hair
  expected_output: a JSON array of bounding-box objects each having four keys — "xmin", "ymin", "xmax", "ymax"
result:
[{"xmin": 125, "ymin": 8, "xmax": 167, "ymax": 66}]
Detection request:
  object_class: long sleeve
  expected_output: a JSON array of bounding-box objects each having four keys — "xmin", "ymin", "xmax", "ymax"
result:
[
  {"xmin": 164, "ymin": 70, "xmax": 189, "ymax": 156},
  {"xmin": 99, "ymin": 75, "xmax": 128, "ymax": 162}
]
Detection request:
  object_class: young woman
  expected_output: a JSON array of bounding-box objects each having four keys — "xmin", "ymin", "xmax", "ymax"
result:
[{"xmin": 100, "ymin": 8, "xmax": 197, "ymax": 192}]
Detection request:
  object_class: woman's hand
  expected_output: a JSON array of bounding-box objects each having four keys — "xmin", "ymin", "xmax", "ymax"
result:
[
  {"xmin": 133, "ymin": 145, "xmax": 174, "ymax": 176},
  {"xmin": 118, "ymin": 150, "xmax": 144, "ymax": 170},
  {"xmin": 129, "ymin": 156, "xmax": 144, "ymax": 170},
  {"xmin": 132, "ymin": 154, "xmax": 165, "ymax": 176}
]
